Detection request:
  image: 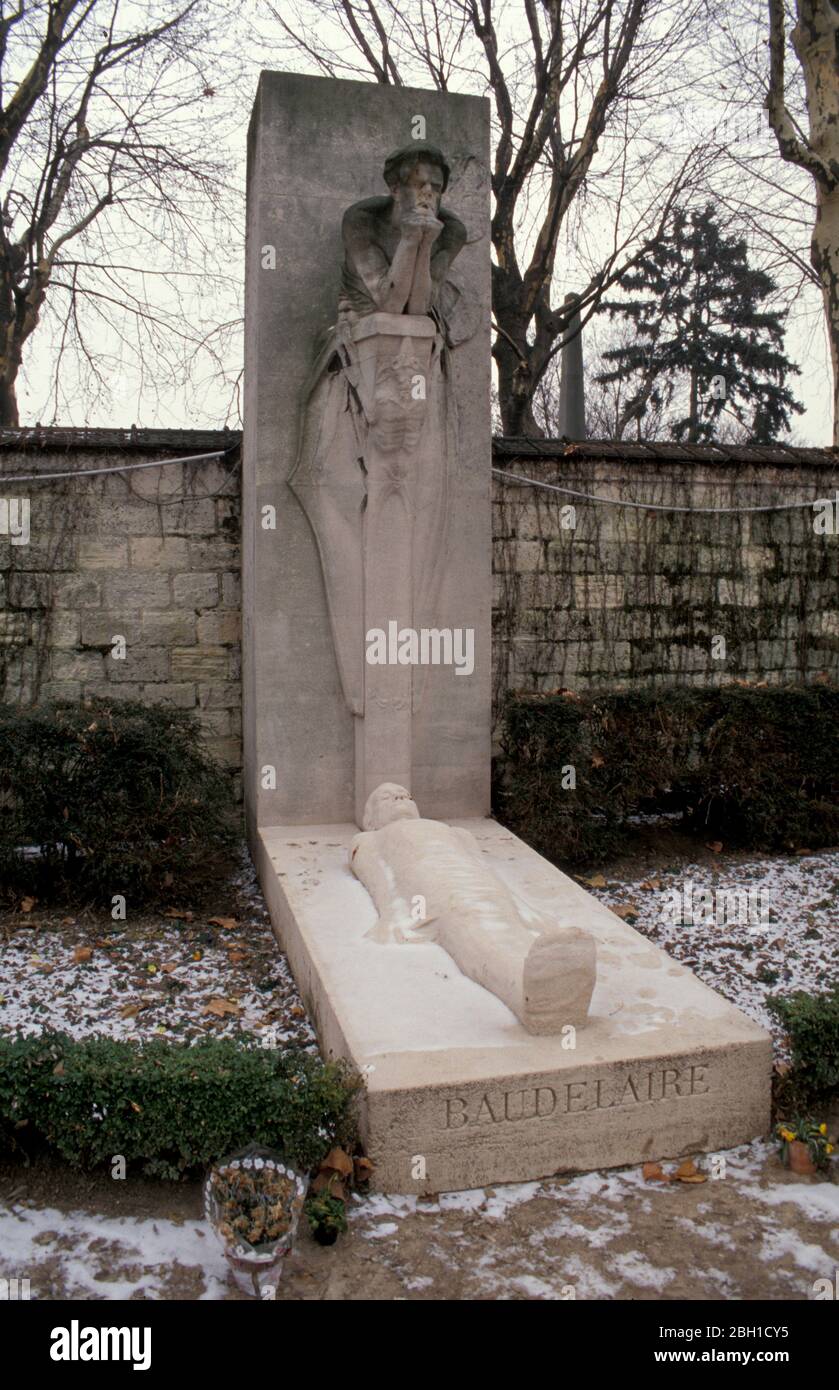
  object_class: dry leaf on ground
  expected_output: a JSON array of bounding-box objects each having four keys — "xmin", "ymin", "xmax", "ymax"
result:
[
  {"xmin": 320, "ymin": 1147, "xmax": 354, "ymax": 1178},
  {"xmin": 674, "ymin": 1159, "xmax": 707, "ymax": 1184},
  {"xmin": 120, "ymin": 1000, "xmax": 152, "ymax": 1019},
  {"xmin": 611, "ymin": 903, "xmax": 639, "ymax": 920},
  {"xmin": 203, "ymin": 997, "xmax": 241, "ymax": 1017},
  {"xmin": 642, "ymin": 1161, "xmax": 669, "ymax": 1182},
  {"xmin": 311, "ymin": 1172, "xmax": 348, "ymax": 1200}
]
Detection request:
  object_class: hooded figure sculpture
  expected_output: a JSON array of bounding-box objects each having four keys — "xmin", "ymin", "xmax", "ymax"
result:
[{"xmin": 289, "ymin": 145, "xmax": 472, "ymax": 719}]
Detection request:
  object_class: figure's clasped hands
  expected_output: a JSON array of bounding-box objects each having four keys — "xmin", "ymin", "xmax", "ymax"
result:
[{"xmin": 400, "ymin": 208, "xmax": 444, "ymax": 247}]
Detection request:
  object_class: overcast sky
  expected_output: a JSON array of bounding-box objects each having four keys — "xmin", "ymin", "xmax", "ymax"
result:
[{"xmin": 14, "ymin": 0, "xmax": 835, "ymax": 445}]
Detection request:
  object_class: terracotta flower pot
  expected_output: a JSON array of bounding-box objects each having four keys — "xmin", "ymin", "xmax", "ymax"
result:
[{"xmin": 788, "ymin": 1139, "xmax": 817, "ymax": 1175}]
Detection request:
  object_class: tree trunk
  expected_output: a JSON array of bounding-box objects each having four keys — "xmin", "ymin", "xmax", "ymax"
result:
[
  {"xmin": 0, "ymin": 374, "xmax": 19, "ymax": 427},
  {"xmin": 785, "ymin": 1, "xmax": 839, "ymax": 443},
  {"xmin": 812, "ymin": 184, "xmax": 839, "ymax": 446},
  {"xmin": 0, "ymin": 261, "xmax": 48, "ymax": 427},
  {"xmin": 494, "ymin": 334, "xmax": 544, "ymax": 438},
  {"xmin": 688, "ymin": 360, "xmax": 699, "ymax": 442},
  {"xmin": 688, "ymin": 255, "xmax": 700, "ymax": 443}
]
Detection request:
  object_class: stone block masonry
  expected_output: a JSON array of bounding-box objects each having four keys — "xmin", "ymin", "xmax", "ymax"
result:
[
  {"xmin": 492, "ymin": 438, "xmax": 839, "ymax": 724},
  {"xmin": 1, "ymin": 429, "xmax": 837, "ymax": 790},
  {"xmin": 0, "ymin": 428, "xmax": 242, "ymax": 791}
]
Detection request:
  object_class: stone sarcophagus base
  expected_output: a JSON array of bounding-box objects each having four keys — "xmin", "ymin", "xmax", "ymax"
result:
[{"xmin": 256, "ymin": 818, "xmax": 772, "ymax": 1194}]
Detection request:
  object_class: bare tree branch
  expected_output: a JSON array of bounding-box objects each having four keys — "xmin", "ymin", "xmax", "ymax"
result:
[{"xmin": 766, "ymin": 0, "xmax": 832, "ymax": 185}]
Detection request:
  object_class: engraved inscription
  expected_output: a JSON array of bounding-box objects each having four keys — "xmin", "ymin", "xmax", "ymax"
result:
[{"xmin": 442, "ymin": 1065, "xmax": 710, "ymax": 1130}]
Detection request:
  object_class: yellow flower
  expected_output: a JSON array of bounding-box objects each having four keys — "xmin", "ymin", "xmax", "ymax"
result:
[
  {"xmin": 827, "ymin": 1144, "xmax": 834, "ymax": 1155},
  {"xmin": 779, "ymin": 1128, "xmax": 795, "ymax": 1142},
  {"xmin": 818, "ymin": 1123, "xmax": 827, "ymax": 1135}
]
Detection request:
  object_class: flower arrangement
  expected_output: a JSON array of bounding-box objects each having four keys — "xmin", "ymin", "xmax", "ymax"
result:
[
  {"xmin": 205, "ymin": 1146, "xmax": 308, "ymax": 1296},
  {"xmin": 776, "ymin": 1117, "xmax": 834, "ymax": 1174}
]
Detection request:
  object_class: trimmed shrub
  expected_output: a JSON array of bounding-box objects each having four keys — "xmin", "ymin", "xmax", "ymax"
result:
[
  {"xmin": 684, "ymin": 685, "xmax": 839, "ymax": 849},
  {"xmin": 496, "ymin": 683, "xmax": 839, "ymax": 865},
  {"xmin": 0, "ymin": 698, "xmax": 237, "ymax": 905},
  {"xmin": 0, "ymin": 1032, "xmax": 361, "ymax": 1178},
  {"xmin": 497, "ymin": 686, "xmax": 705, "ymax": 863},
  {"xmin": 768, "ymin": 984, "xmax": 839, "ymax": 1103}
]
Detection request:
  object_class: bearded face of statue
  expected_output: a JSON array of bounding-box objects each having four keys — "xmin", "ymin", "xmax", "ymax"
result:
[
  {"xmin": 391, "ymin": 160, "xmax": 444, "ymax": 225},
  {"xmin": 362, "ymin": 782, "xmax": 421, "ymax": 831}
]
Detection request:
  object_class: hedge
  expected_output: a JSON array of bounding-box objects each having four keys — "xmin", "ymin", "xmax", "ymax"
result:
[
  {"xmin": 0, "ymin": 698, "xmax": 237, "ymax": 905},
  {"xmin": 496, "ymin": 683, "xmax": 839, "ymax": 865},
  {"xmin": 768, "ymin": 983, "xmax": 839, "ymax": 1104},
  {"xmin": 0, "ymin": 1033, "xmax": 361, "ymax": 1179}
]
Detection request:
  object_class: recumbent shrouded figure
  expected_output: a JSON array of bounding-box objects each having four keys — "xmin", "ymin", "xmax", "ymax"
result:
[{"xmin": 350, "ymin": 784, "xmax": 597, "ymax": 1035}]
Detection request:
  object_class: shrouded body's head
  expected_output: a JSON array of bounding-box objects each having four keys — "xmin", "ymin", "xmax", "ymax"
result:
[{"xmin": 362, "ymin": 783, "xmax": 420, "ymax": 831}]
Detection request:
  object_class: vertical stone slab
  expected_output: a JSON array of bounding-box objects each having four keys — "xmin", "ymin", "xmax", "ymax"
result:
[
  {"xmin": 351, "ymin": 313, "xmax": 436, "ymax": 826},
  {"xmin": 243, "ymin": 72, "xmax": 491, "ymax": 831}
]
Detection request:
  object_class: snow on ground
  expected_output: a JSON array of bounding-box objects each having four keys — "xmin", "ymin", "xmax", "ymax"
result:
[
  {"xmin": 589, "ymin": 849, "xmax": 839, "ymax": 1044},
  {"xmin": 0, "ymin": 1202, "xmax": 231, "ymax": 1300},
  {"xmin": 0, "ymin": 856, "xmax": 315, "ymax": 1050},
  {"xmin": 2, "ymin": 1143, "xmax": 836, "ymax": 1300},
  {"xmin": 345, "ymin": 1140, "xmax": 839, "ymax": 1302},
  {"xmin": 1, "ymin": 845, "xmax": 834, "ymax": 1052}
]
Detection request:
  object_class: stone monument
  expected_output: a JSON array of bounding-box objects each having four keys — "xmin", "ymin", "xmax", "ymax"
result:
[
  {"xmin": 288, "ymin": 141, "xmax": 476, "ymax": 823},
  {"xmin": 243, "ymin": 71, "xmax": 772, "ymax": 1193},
  {"xmin": 351, "ymin": 783, "xmax": 597, "ymax": 1034}
]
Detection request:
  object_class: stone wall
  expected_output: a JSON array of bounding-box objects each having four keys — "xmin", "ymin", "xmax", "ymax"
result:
[
  {"xmin": 492, "ymin": 440, "xmax": 839, "ymax": 723},
  {"xmin": 2, "ymin": 430, "xmax": 837, "ymax": 785},
  {"xmin": 0, "ymin": 429, "xmax": 242, "ymax": 786}
]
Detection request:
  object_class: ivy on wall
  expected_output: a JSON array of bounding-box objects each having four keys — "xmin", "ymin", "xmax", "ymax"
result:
[{"xmin": 492, "ymin": 458, "xmax": 839, "ymax": 728}]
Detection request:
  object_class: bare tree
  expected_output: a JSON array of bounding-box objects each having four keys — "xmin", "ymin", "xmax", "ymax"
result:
[
  {"xmin": 268, "ymin": 0, "xmax": 708, "ymax": 436},
  {"xmin": 0, "ymin": 0, "xmax": 241, "ymax": 426},
  {"xmin": 766, "ymin": 0, "xmax": 839, "ymax": 442}
]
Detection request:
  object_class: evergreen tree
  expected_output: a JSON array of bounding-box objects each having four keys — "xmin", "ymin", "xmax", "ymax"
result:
[{"xmin": 595, "ymin": 205, "xmax": 803, "ymax": 443}]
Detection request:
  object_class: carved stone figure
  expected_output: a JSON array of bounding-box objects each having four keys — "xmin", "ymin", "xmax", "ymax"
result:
[
  {"xmin": 289, "ymin": 145, "xmax": 471, "ymax": 721},
  {"xmin": 350, "ymin": 784, "xmax": 597, "ymax": 1034},
  {"xmin": 340, "ymin": 143, "xmax": 467, "ymax": 324}
]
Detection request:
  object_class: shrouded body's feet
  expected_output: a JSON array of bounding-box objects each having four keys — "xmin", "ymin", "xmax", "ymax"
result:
[{"xmin": 522, "ymin": 926, "xmax": 596, "ymax": 1034}]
